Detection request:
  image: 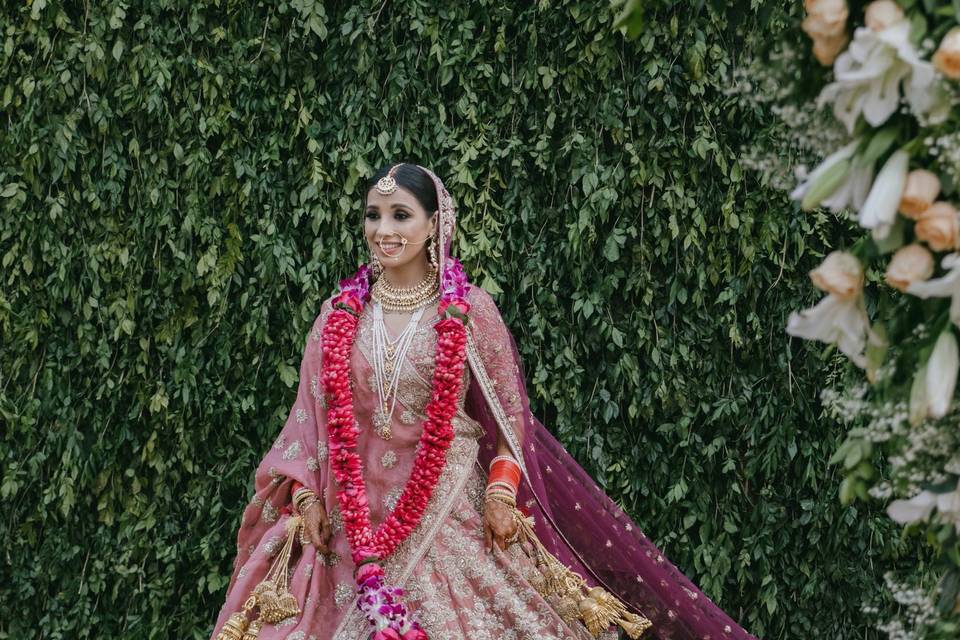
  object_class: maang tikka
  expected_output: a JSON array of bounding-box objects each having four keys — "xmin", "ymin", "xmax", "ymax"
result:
[{"xmin": 375, "ymin": 164, "xmax": 401, "ymax": 195}]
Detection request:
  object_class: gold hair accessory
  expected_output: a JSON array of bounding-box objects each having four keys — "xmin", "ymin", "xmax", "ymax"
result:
[{"xmin": 375, "ymin": 164, "xmax": 402, "ymax": 195}]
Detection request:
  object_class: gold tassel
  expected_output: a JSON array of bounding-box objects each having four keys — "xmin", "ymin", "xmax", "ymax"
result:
[
  {"xmin": 214, "ymin": 612, "xmax": 249, "ymax": 640},
  {"xmin": 554, "ymin": 595, "xmax": 581, "ymax": 626},
  {"xmin": 506, "ymin": 508, "xmax": 653, "ymax": 639},
  {"xmin": 617, "ymin": 611, "xmax": 654, "ymax": 640},
  {"xmin": 240, "ymin": 619, "xmax": 263, "ymax": 640},
  {"xmin": 213, "ymin": 515, "xmax": 304, "ymax": 639}
]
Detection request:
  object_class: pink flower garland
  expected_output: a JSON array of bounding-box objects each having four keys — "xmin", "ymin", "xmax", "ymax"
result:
[{"xmin": 320, "ymin": 263, "xmax": 470, "ymax": 640}]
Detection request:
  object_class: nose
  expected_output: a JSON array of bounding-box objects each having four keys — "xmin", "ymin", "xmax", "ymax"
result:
[{"xmin": 373, "ymin": 219, "xmax": 399, "ymax": 240}]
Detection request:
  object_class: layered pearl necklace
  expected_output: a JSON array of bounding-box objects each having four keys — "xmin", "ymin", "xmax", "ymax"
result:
[{"xmin": 370, "ymin": 268, "xmax": 440, "ymax": 439}]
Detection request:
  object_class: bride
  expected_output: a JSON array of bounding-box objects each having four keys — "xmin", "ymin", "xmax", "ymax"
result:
[{"xmin": 209, "ymin": 163, "xmax": 758, "ymax": 640}]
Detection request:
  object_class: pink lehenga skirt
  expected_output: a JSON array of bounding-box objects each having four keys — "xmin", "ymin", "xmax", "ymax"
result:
[
  {"xmin": 223, "ymin": 436, "xmax": 611, "ymax": 640},
  {"xmin": 212, "ymin": 297, "xmax": 621, "ymax": 640}
]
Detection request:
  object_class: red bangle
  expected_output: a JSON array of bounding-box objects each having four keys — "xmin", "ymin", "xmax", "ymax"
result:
[{"xmin": 488, "ymin": 459, "xmax": 521, "ymax": 492}]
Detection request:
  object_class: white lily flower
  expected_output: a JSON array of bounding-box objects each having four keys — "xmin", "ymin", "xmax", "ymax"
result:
[
  {"xmin": 786, "ymin": 294, "xmax": 872, "ymax": 368},
  {"xmin": 889, "ymin": 484, "xmax": 960, "ymax": 531},
  {"xmin": 818, "ymin": 21, "xmax": 947, "ymax": 134},
  {"xmin": 936, "ymin": 486, "xmax": 960, "ymax": 529},
  {"xmin": 858, "ymin": 149, "xmax": 908, "ymax": 238},
  {"xmin": 822, "ymin": 158, "xmax": 875, "ymax": 211},
  {"xmin": 790, "ymin": 139, "xmax": 862, "ymax": 210},
  {"xmin": 908, "ymin": 253, "xmax": 960, "ymax": 327},
  {"xmin": 926, "ymin": 329, "xmax": 959, "ymax": 418},
  {"xmin": 888, "ymin": 489, "xmax": 936, "ymax": 524}
]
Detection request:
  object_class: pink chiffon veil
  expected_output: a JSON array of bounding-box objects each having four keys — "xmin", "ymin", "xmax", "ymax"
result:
[{"xmin": 417, "ymin": 164, "xmax": 759, "ymax": 640}]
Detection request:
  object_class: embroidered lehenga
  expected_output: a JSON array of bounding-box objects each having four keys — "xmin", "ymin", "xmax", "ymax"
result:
[{"xmin": 210, "ymin": 166, "xmax": 759, "ymax": 640}]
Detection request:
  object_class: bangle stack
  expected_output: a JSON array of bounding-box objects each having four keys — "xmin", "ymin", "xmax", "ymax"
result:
[
  {"xmin": 293, "ymin": 486, "xmax": 319, "ymax": 515},
  {"xmin": 292, "ymin": 486, "xmax": 320, "ymax": 546},
  {"xmin": 485, "ymin": 455, "xmax": 521, "ymax": 508}
]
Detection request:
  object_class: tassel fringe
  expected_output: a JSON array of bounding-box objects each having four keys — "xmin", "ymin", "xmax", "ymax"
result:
[
  {"xmin": 214, "ymin": 515, "xmax": 304, "ymax": 640},
  {"xmin": 510, "ymin": 511, "xmax": 653, "ymax": 639}
]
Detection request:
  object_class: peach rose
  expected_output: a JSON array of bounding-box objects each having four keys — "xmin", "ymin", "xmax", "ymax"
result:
[
  {"xmin": 934, "ymin": 27, "xmax": 960, "ymax": 80},
  {"xmin": 802, "ymin": 0, "xmax": 848, "ymax": 39},
  {"xmin": 885, "ymin": 244, "xmax": 935, "ymax": 292},
  {"xmin": 809, "ymin": 251, "xmax": 864, "ymax": 300},
  {"xmin": 915, "ymin": 201, "xmax": 960, "ymax": 252},
  {"xmin": 813, "ymin": 33, "xmax": 850, "ymax": 66},
  {"xmin": 899, "ymin": 169, "xmax": 941, "ymax": 219},
  {"xmin": 864, "ymin": 0, "xmax": 905, "ymax": 31}
]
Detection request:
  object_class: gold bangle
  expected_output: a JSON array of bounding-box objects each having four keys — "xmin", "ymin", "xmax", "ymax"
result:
[
  {"xmin": 299, "ymin": 498, "xmax": 319, "ymax": 513},
  {"xmin": 485, "ymin": 481, "xmax": 517, "ymax": 495},
  {"xmin": 293, "ymin": 487, "xmax": 316, "ymax": 505},
  {"xmin": 485, "ymin": 493, "xmax": 517, "ymax": 508}
]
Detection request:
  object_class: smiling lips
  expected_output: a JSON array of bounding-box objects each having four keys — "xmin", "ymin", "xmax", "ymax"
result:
[{"xmin": 378, "ymin": 239, "xmax": 403, "ymax": 255}]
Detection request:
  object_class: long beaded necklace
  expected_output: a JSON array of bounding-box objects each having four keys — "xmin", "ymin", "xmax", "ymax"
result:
[
  {"xmin": 371, "ymin": 302, "xmax": 424, "ymax": 440},
  {"xmin": 369, "ymin": 267, "xmax": 440, "ymax": 439}
]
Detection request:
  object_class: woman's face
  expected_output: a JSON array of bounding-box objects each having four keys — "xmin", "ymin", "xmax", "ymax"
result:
[{"xmin": 364, "ymin": 185, "xmax": 436, "ymax": 270}]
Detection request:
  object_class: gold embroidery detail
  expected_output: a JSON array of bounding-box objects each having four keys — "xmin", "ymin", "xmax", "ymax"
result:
[
  {"xmin": 381, "ymin": 450, "xmax": 398, "ymax": 469},
  {"xmin": 329, "ymin": 505, "xmax": 343, "ymax": 535},
  {"xmin": 282, "ymin": 440, "xmax": 302, "ymax": 460},
  {"xmin": 334, "ymin": 582, "xmax": 353, "ymax": 609},
  {"xmin": 384, "ymin": 487, "xmax": 403, "ymax": 511},
  {"xmin": 262, "ymin": 535, "xmax": 283, "ymax": 556},
  {"xmin": 465, "ymin": 332, "xmax": 528, "ymax": 478},
  {"xmin": 262, "ymin": 501, "xmax": 279, "ymax": 523}
]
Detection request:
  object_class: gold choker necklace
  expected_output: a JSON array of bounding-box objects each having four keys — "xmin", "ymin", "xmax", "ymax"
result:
[{"xmin": 371, "ymin": 267, "xmax": 439, "ymax": 312}]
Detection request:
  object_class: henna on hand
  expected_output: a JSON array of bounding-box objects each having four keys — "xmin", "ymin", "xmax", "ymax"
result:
[
  {"xmin": 482, "ymin": 499, "xmax": 518, "ymax": 552},
  {"xmin": 303, "ymin": 501, "xmax": 331, "ymax": 554}
]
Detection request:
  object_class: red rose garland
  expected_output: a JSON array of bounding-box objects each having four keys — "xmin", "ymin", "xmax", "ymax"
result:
[{"xmin": 320, "ymin": 263, "xmax": 470, "ymax": 639}]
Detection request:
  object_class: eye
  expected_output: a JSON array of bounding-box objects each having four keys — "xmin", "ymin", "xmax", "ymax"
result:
[
  {"xmin": 364, "ymin": 211, "xmax": 379, "ymax": 220},
  {"xmin": 394, "ymin": 211, "xmax": 410, "ymax": 220}
]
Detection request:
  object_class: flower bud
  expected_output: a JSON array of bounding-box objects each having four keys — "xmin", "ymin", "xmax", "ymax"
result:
[
  {"xmin": 809, "ymin": 251, "xmax": 864, "ymax": 300},
  {"xmin": 864, "ymin": 0, "xmax": 905, "ymax": 31},
  {"xmin": 885, "ymin": 244, "xmax": 934, "ymax": 292},
  {"xmin": 915, "ymin": 201, "xmax": 960, "ymax": 251},
  {"xmin": 934, "ymin": 27, "xmax": 960, "ymax": 80},
  {"xmin": 899, "ymin": 169, "xmax": 941, "ymax": 219},
  {"xmin": 802, "ymin": 0, "xmax": 848, "ymax": 39}
]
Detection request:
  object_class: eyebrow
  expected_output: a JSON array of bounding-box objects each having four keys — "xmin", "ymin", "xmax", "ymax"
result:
[{"xmin": 365, "ymin": 203, "xmax": 411, "ymax": 210}]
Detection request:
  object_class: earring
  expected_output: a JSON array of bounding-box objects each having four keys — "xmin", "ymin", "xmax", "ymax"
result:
[
  {"xmin": 427, "ymin": 237, "xmax": 438, "ymax": 270},
  {"xmin": 369, "ymin": 249, "xmax": 383, "ymax": 278}
]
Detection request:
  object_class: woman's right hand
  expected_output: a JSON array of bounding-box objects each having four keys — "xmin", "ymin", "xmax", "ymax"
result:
[{"xmin": 302, "ymin": 501, "xmax": 332, "ymax": 554}]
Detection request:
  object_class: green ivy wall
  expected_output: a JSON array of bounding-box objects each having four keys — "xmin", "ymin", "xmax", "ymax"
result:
[{"xmin": 0, "ymin": 1, "xmax": 924, "ymax": 638}]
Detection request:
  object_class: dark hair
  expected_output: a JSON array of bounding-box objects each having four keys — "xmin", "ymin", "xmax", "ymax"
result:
[{"xmin": 365, "ymin": 163, "xmax": 438, "ymax": 218}]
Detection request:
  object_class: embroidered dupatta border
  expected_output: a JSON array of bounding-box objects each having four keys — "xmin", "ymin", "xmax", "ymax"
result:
[{"xmin": 463, "ymin": 329, "xmax": 530, "ymax": 480}]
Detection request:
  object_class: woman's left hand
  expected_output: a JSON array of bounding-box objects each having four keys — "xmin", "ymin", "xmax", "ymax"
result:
[{"xmin": 483, "ymin": 499, "xmax": 518, "ymax": 552}]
